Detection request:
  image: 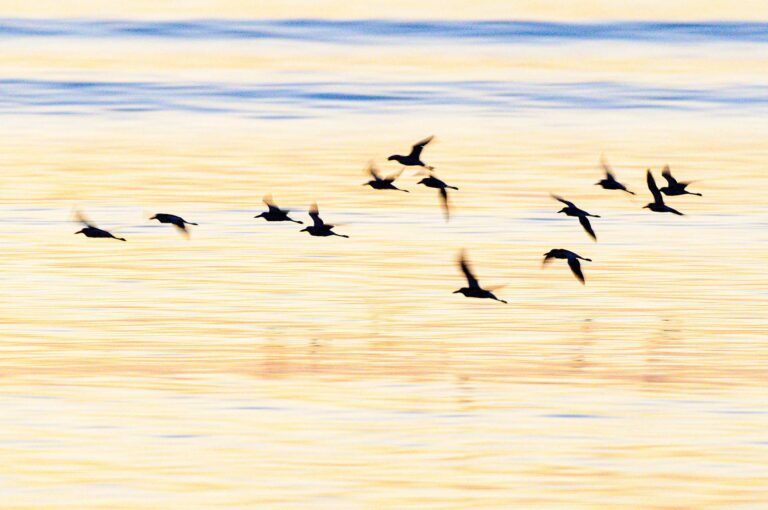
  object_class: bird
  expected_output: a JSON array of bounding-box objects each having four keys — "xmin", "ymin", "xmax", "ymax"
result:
[
  {"xmin": 596, "ymin": 157, "xmax": 635, "ymax": 195},
  {"xmin": 417, "ymin": 173, "xmax": 458, "ymax": 221},
  {"xmin": 453, "ymin": 250, "xmax": 507, "ymax": 303},
  {"xmin": 363, "ymin": 163, "xmax": 409, "ymax": 192},
  {"xmin": 254, "ymin": 195, "xmax": 303, "ymax": 224},
  {"xmin": 73, "ymin": 210, "xmax": 126, "ymax": 242},
  {"xmin": 150, "ymin": 213, "xmax": 198, "ymax": 235},
  {"xmin": 300, "ymin": 203, "xmax": 349, "ymax": 238},
  {"xmin": 643, "ymin": 170, "xmax": 684, "ymax": 215},
  {"xmin": 542, "ymin": 249, "xmax": 591, "ymax": 284},
  {"xmin": 659, "ymin": 166, "xmax": 702, "ymax": 197},
  {"xmin": 551, "ymin": 195, "xmax": 600, "ymax": 241},
  {"xmin": 388, "ymin": 136, "xmax": 434, "ymax": 170}
]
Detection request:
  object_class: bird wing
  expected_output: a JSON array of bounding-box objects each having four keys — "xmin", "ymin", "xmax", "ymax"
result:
[
  {"xmin": 458, "ymin": 251, "xmax": 480, "ymax": 289},
  {"xmin": 551, "ymin": 194, "xmax": 575, "ymax": 208},
  {"xmin": 578, "ymin": 215, "xmax": 597, "ymax": 240},
  {"xmin": 263, "ymin": 195, "xmax": 281, "ymax": 213},
  {"xmin": 74, "ymin": 209, "xmax": 97, "ymax": 228},
  {"xmin": 309, "ymin": 203, "xmax": 324, "ymax": 228},
  {"xmin": 408, "ymin": 136, "xmax": 433, "ymax": 159},
  {"xmin": 661, "ymin": 166, "xmax": 677, "ymax": 186},
  {"xmin": 646, "ymin": 170, "xmax": 663, "ymax": 204},
  {"xmin": 567, "ymin": 257, "xmax": 585, "ymax": 284},
  {"xmin": 385, "ymin": 168, "xmax": 404, "ymax": 182},
  {"xmin": 600, "ymin": 156, "xmax": 616, "ymax": 180},
  {"xmin": 367, "ymin": 163, "xmax": 382, "ymax": 181},
  {"xmin": 439, "ymin": 187, "xmax": 450, "ymax": 221}
]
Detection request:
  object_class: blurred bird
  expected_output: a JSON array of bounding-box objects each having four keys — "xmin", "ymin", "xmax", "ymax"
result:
[
  {"xmin": 363, "ymin": 163, "xmax": 409, "ymax": 192},
  {"xmin": 596, "ymin": 157, "xmax": 635, "ymax": 195},
  {"xmin": 388, "ymin": 136, "xmax": 434, "ymax": 170},
  {"xmin": 300, "ymin": 203, "xmax": 349, "ymax": 238},
  {"xmin": 660, "ymin": 166, "xmax": 702, "ymax": 197},
  {"xmin": 417, "ymin": 173, "xmax": 458, "ymax": 221},
  {"xmin": 73, "ymin": 210, "xmax": 126, "ymax": 242},
  {"xmin": 150, "ymin": 213, "xmax": 198, "ymax": 236},
  {"xmin": 643, "ymin": 170, "xmax": 684, "ymax": 215},
  {"xmin": 551, "ymin": 195, "xmax": 600, "ymax": 241},
  {"xmin": 254, "ymin": 195, "xmax": 303, "ymax": 224},
  {"xmin": 543, "ymin": 249, "xmax": 591, "ymax": 284},
  {"xmin": 453, "ymin": 250, "xmax": 507, "ymax": 303}
]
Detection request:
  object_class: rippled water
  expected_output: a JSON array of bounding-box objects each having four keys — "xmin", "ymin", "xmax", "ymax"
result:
[{"xmin": 1, "ymin": 18, "xmax": 768, "ymax": 508}]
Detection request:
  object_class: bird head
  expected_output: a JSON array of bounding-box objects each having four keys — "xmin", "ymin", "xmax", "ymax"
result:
[
  {"xmin": 642, "ymin": 204, "xmax": 650, "ymax": 209},
  {"xmin": 387, "ymin": 155, "xmax": 401, "ymax": 163},
  {"xmin": 417, "ymin": 178, "xmax": 427, "ymax": 185},
  {"xmin": 74, "ymin": 229, "xmax": 85, "ymax": 235},
  {"xmin": 453, "ymin": 288, "xmax": 468, "ymax": 296},
  {"xmin": 557, "ymin": 208, "xmax": 567, "ymax": 214},
  {"xmin": 299, "ymin": 227, "xmax": 309, "ymax": 232},
  {"xmin": 543, "ymin": 250, "xmax": 555, "ymax": 257},
  {"xmin": 254, "ymin": 212, "xmax": 265, "ymax": 219}
]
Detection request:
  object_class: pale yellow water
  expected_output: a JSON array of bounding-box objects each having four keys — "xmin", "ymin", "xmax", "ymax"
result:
[{"xmin": 1, "ymin": 16, "xmax": 768, "ymax": 509}]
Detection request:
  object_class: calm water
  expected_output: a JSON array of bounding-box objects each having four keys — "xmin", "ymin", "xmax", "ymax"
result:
[{"xmin": 1, "ymin": 19, "xmax": 768, "ymax": 508}]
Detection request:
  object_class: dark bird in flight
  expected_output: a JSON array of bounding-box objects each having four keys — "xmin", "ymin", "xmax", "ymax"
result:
[
  {"xmin": 418, "ymin": 173, "xmax": 458, "ymax": 221},
  {"xmin": 453, "ymin": 250, "xmax": 507, "ymax": 304},
  {"xmin": 552, "ymin": 195, "xmax": 600, "ymax": 241},
  {"xmin": 596, "ymin": 157, "xmax": 635, "ymax": 195},
  {"xmin": 543, "ymin": 249, "xmax": 591, "ymax": 284},
  {"xmin": 643, "ymin": 170, "xmax": 684, "ymax": 215},
  {"xmin": 363, "ymin": 163, "xmax": 409, "ymax": 192},
  {"xmin": 300, "ymin": 203, "xmax": 349, "ymax": 238},
  {"xmin": 388, "ymin": 136, "xmax": 435, "ymax": 170},
  {"xmin": 254, "ymin": 195, "xmax": 303, "ymax": 224},
  {"xmin": 150, "ymin": 213, "xmax": 198, "ymax": 235},
  {"xmin": 74, "ymin": 210, "xmax": 126, "ymax": 242},
  {"xmin": 660, "ymin": 166, "xmax": 702, "ymax": 197}
]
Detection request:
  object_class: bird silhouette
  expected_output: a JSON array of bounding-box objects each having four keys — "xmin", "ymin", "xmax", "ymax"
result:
[
  {"xmin": 388, "ymin": 136, "xmax": 434, "ymax": 170},
  {"xmin": 363, "ymin": 163, "xmax": 409, "ymax": 192},
  {"xmin": 417, "ymin": 173, "xmax": 458, "ymax": 221},
  {"xmin": 643, "ymin": 170, "xmax": 684, "ymax": 215},
  {"xmin": 660, "ymin": 166, "xmax": 702, "ymax": 197},
  {"xmin": 453, "ymin": 250, "xmax": 507, "ymax": 303},
  {"xmin": 254, "ymin": 195, "xmax": 303, "ymax": 224},
  {"xmin": 543, "ymin": 249, "xmax": 591, "ymax": 284},
  {"xmin": 551, "ymin": 195, "xmax": 600, "ymax": 241},
  {"xmin": 300, "ymin": 203, "xmax": 349, "ymax": 238},
  {"xmin": 596, "ymin": 157, "xmax": 635, "ymax": 195},
  {"xmin": 73, "ymin": 210, "xmax": 126, "ymax": 242},
  {"xmin": 150, "ymin": 213, "xmax": 198, "ymax": 235}
]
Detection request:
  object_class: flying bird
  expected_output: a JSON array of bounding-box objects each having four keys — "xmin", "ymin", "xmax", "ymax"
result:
[
  {"xmin": 254, "ymin": 195, "xmax": 303, "ymax": 224},
  {"xmin": 363, "ymin": 163, "xmax": 409, "ymax": 192},
  {"xmin": 552, "ymin": 195, "xmax": 600, "ymax": 241},
  {"xmin": 660, "ymin": 166, "xmax": 702, "ymax": 197},
  {"xmin": 150, "ymin": 213, "xmax": 198, "ymax": 235},
  {"xmin": 300, "ymin": 203, "xmax": 349, "ymax": 238},
  {"xmin": 73, "ymin": 210, "xmax": 126, "ymax": 242},
  {"xmin": 388, "ymin": 136, "xmax": 435, "ymax": 170},
  {"xmin": 453, "ymin": 250, "xmax": 507, "ymax": 303},
  {"xmin": 643, "ymin": 170, "xmax": 684, "ymax": 215},
  {"xmin": 596, "ymin": 157, "xmax": 635, "ymax": 195},
  {"xmin": 417, "ymin": 173, "xmax": 458, "ymax": 221},
  {"xmin": 543, "ymin": 249, "xmax": 591, "ymax": 284}
]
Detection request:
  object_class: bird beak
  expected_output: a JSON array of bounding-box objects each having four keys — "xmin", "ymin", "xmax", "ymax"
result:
[
  {"xmin": 452, "ymin": 290, "xmax": 460, "ymax": 294},
  {"xmin": 74, "ymin": 230, "xmax": 82, "ymax": 235}
]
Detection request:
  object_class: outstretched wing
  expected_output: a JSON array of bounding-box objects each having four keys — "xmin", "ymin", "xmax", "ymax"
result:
[
  {"xmin": 600, "ymin": 156, "xmax": 616, "ymax": 180},
  {"xmin": 578, "ymin": 215, "xmax": 597, "ymax": 241},
  {"xmin": 439, "ymin": 187, "xmax": 450, "ymax": 221},
  {"xmin": 646, "ymin": 170, "xmax": 663, "ymax": 204},
  {"xmin": 567, "ymin": 257, "xmax": 585, "ymax": 284},
  {"xmin": 458, "ymin": 251, "xmax": 480, "ymax": 289},
  {"xmin": 551, "ymin": 194, "xmax": 575, "ymax": 208},
  {"xmin": 408, "ymin": 136, "xmax": 433, "ymax": 159},
  {"xmin": 309, "ymin": 202, "xmax": 324, "ymax": 228},
  {"xmin": 367, "ymin": 163, "xmax": 382, "ymax": 181},
  {"xmin": 74, "ymin": 209, "xmax": 96, "ymax": 228},
  {"xmin": 263, "ymin": 195, "xmax": 281, "ymax": 213},
  {"xmin": 384, "ymin": 168, "xmax": 404, "ymax": 182},
  {"xmin": 661, "ymin": 166, "xmax": 677, "ymax": 186}
]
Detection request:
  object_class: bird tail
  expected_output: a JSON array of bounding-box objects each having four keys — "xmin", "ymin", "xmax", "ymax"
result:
[
  {"xmin": 118, "ymin": 237, "xmax": 127, "ymax": 242},
  {"xmin": 186, "ymin": 222, "xmax": 199, "ymax": 225},
  {"xmin": 624, "ymin": 189, "xmax": 636, "ymax": 195}
]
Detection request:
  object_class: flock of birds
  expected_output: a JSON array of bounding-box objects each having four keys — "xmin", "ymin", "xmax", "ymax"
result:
[{"xmin": 73, "ymin": 137, "xmax": 703, "ymax": 304}]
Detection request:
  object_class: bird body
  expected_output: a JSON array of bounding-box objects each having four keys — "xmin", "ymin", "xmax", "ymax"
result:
[
  {"xmin": 74, "ymin": 210, "xmax": 126, "ymax": 242},
  {"xmin": 596, "ymin": 158, "xmax": 635, "ymax": 194},
  {"xmin": 388, "ymin": 136, "xmax": 434, "ymax": 169},
  {"xmin": 453, "ymin": 251, "xmax": 507, "ymax": 303},
  {"xmin": 551, "ymin": 195, "xmax": 600, "ymax": 241},
  {"xmin": 300, "ymin": 203, "xmax": 349, "ymax": 238},
  {"xmin": 255, "ymin": 196, "xmax": 303, "ymax": 223},
  {"xmin": 543, "ymin": 249, "xmax": 591, "ymax": 284},
  {"xmin": 150, "ymin": 213, "xmax": 198, "ymax": 233},
  {"xmin": 644, "ymin": 170, "xmax": 684, "ymax": 215},
  {"xmin": 363, "ymin": 164, "xmax": 409, "ymax": 192},
  {"xmin": 418, "ymin": 174, "xmax": 458, "ymax": 220},
  {"xmin": 660, "ymin": 166, "xmax": 702, "ymax": 197}
]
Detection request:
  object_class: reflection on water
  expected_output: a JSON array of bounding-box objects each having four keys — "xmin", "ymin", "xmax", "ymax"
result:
[{"xmin": 1, "ymin": 16, "xmax": 768, "ymax": 509}]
